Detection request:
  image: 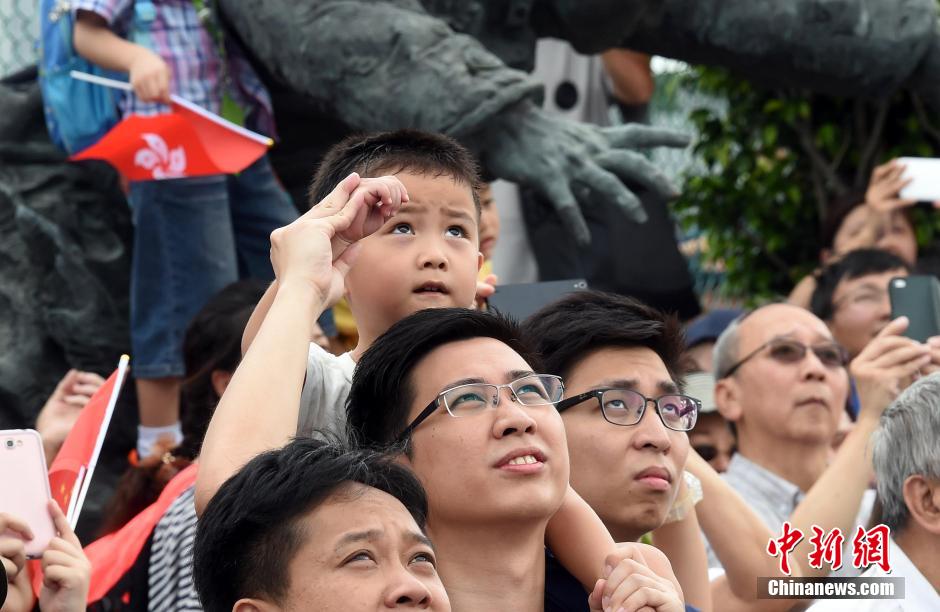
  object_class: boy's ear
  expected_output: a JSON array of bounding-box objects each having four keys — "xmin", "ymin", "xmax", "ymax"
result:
[{"xmin": 477, "ymin": 250, "xmax": 484, "ymax": 271}]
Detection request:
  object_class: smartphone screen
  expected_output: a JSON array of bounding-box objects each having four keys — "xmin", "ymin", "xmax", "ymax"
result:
[
  {"xmin": 898, "ymin": 157, "xmax": 940, "ymax": 202},
  {"xmin": 888, "ymin": 275, "xmax": 940, "ymax": 343},
  {"xmin": 0, "ymin": 429, "xmax": 56, "ymax": 558}
]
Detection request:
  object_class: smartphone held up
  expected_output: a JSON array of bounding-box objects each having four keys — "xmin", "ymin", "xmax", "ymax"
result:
[{"xmin": 0, "ymin": 429, "xmax": 56, "ymax": 559}]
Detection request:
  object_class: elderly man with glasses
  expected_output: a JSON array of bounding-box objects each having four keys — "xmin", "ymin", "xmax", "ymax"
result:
[{"xmin": 707, "ymin": 301, "xmax": 930, "ymax": 588}]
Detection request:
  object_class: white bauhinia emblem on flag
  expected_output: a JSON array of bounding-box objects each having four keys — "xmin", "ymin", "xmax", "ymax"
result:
[{"xmin": 134, "ymin": 133, "xmax": 187, "ymax": 179}]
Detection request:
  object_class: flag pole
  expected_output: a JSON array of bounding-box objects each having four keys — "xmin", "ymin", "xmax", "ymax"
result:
[
  {"xmin": 69, "ymin": 354, "xmax": 131, "ymax": 529},
  {"xmin": 70, "ymin": 70, "xmax": 273, "ymax": 146}
]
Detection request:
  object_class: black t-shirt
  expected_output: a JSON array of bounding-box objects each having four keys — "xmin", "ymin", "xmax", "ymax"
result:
[
  {"xmin": 544, "ymin": 549, "xmax": 590, "ymax": 611},
  {"xmin": 543, "ymin": 549, "xmax": 701, "ymax": 612}
]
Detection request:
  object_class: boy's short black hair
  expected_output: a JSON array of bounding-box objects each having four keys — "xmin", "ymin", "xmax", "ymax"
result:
[
  {"xmin": 347, "ymin": 308, "xmax": 541, "ymax": 449},
  {"xmin": 810, "ymin": 248, "xmax": 911, "ymax": 320},
  {"xmin": 520, "ymin": 290, "xmax": 685, "ymax": 384},
  {"xmin": 308, "ymin": 129, "xmax": 482, "ymax": 217},
  {"xmin": 193, "ymin": 438, "xmax": 428, "ymax": 612}
]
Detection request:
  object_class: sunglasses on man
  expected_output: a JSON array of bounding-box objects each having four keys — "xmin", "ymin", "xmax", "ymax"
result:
[{"xmin": 719, "ymin": 337, "xmax": 848, "ymax": 379}]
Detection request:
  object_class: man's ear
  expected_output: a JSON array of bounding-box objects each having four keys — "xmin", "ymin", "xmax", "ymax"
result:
[
  {"xmin": 714, "ymin": 377, "xmax": 743, "ymax": 424},
  {"xmin": 902, "ymin": 475, "xmax": 940, "ymax": 535},
  {"xmin": 233, "ymin": 598, "xmax": 276, "ymax": 612}
]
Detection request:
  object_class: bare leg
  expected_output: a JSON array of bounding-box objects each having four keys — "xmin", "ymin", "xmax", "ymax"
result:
[{"xmin": 136, "ymin": 376, "xmax": 182, "ymax": 427}]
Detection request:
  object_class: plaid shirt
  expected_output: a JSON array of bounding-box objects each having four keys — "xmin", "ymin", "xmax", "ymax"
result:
[{"xmin": 72, "ymin": 0, "xmax": 277, "ymax": 137}]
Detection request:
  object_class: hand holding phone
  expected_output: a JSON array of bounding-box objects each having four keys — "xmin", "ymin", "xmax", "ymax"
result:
[{"xmin": 0, "ymin": 430, "xmax": 56, "ymax": 559}]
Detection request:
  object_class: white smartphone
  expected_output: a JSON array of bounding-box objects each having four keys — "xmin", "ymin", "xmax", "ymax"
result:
[
  {"xmin": 898, "ymin": 157, "xmax": 940, "ymax": 201},
  {"xmin": 0, "ymin": 429, "xmax": 56, "ymax": 558}
]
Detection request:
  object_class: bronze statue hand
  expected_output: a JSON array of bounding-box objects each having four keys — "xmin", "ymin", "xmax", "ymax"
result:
[{"xmin": 475, "ymin": 100, "xmax": 689, "ymax": 245}]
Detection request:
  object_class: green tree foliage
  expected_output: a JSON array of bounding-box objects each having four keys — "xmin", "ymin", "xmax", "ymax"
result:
[{"xmin": 674, "ymin": 67, "xmax": 940, "ymax": 300}]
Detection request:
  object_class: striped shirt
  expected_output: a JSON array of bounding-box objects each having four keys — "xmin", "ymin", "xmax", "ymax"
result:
[
  {"xmin": 148, "ymin": 486, "xmax": 202, "ymax": 612},
  {"xmin": 72, "ymin": 0, "xmax": 276, "ymax": 137}
]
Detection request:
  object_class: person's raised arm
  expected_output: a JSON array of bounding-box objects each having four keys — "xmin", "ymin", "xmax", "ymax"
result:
[
  {"xmin": 194, "ymin": 173, "xmax": 407, "ymax": 514},
  {"xmin": 683, "ymin": 451, "xmax": 795, "ymax": 612},
  {"xmin": 651, "ymin": 477, "xmax": 711, "ymax": 612},
  {"xmin": 241, "ymin": 280, "xmax": 279, "ymax": 356},
  {"xmin": 545, "ymin": 486, "xmax": 616, "ymax": 591},
  {"xmin": 73, "ymin": 10, "xmax": 170, "ymax": 103},
  {"xmin": 788, "ymin": 316, "xmax": 928, "ymax": 578}
]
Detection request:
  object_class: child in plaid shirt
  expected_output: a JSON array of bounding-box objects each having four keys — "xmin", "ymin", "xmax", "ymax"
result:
[{"xmin": 73, "ymin": 0, "xmax": 307, "ymax": 457}]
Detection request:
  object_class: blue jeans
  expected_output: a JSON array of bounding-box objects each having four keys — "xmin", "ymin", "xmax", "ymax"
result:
[{"xmin": 128, "ymin": 156, "xmax": 298, "ymax": 378}]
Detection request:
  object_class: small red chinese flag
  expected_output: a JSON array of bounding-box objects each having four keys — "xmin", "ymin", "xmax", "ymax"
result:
[
  {"xmin": 47, "ymin": 374, "xmax": 116, "ymax": 516},
  {"xmin": 71, "ymin": 99, "xmax": 271, "ymax": 181}
]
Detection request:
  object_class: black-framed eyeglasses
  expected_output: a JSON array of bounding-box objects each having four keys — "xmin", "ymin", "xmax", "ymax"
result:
[
  {"xmin": 395, "ymin": 374, "xmax": 565, "ymax": 442},
  {"xmin": 555, "ymin": 388, "xmax": 700, "ymax": 432},
  {"xmin": 719, "ymin": 338, "xmax": 848, "ymax": 379}
]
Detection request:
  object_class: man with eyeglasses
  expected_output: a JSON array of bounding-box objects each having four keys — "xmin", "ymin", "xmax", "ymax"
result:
[
  {"xmin": 522, "ymin": 291, "xmax": 805, "ymax": 610},
  {"xmin": 809, "ymin": 248, "xmax": 911, "ymax": 359},
  {"xmin": 709, "ymin": 301, "xmax": 931, "ymax": 587},
  {"xmin": 347, "ymin": 307, "xmax": 688, "ymax": 612}
]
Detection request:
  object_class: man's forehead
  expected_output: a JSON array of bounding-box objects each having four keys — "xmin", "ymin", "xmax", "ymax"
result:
[{"xmin": 740, "ymin": 304, "xmax": 833, "ymax": 345}]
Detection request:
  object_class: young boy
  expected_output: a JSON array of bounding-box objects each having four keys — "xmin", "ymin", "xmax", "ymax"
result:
[
  {"xmin": 72, "ymin": 0, "xmax": 300, "ymax": 457},
  {"xmin": 195, "ymin": 130, "xmax": 685, "ymax": 608}
]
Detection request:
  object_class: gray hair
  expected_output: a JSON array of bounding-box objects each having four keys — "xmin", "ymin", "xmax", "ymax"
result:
[
  {"xmin": 871, "ymin": 373, "xmax": 940, "ymax": 533},
  {"xmin": 713, "ymin": 314, "xmax": 745, "ymax": 379}
]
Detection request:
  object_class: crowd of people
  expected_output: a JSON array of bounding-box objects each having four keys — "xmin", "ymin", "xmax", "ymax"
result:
[{"xmin": 2, "ymin": 1, "xmax": 940, "ymax": 611}]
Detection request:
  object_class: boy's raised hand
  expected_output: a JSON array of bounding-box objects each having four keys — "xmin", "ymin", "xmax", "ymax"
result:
[{"xmin": 270, "ymin": 173, "xmax": 408, "ymax": 308}]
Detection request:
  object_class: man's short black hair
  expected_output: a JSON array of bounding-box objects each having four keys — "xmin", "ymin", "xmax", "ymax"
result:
[
  {"xmin": 810, "ymin": 248, "xmax": 911, "ymax": 321},
  {"xmin": 347, "ymin": 308, "xmax": 542, "ymax": 449},
  {"xmin": 193, "ymin": 438, "xmax": 428, "ymax": 612},
  {"xmin": 520, "ymin": 290, "xmax": 686, "ymax": 384},
  {"xmin": 307, "ymin": 129, "xmax": 482, "ymax": 217}
]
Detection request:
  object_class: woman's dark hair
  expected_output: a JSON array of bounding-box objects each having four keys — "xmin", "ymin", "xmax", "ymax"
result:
[
  {"xmin": 193, "ymin": 437, "xmax": 429, "ymax": 612},
  {"xmin": 98, "ymin": 280, "xmax": 266, "ymax": 535},
  {"xmin": 521, "ymin": 290, "xmax": 686, "ymax": 384},
  {"xmin": 347, "ymin": 308, "xmax": 540, "ymax": 449},
  {"xmin": 820, "ymin": 189, "xmax": 867, "ymax": 251}
]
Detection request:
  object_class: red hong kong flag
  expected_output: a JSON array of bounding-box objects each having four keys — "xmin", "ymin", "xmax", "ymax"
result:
[{"xmin": 69, "ymin": 73, "xmax": 272, "ymax": 180}]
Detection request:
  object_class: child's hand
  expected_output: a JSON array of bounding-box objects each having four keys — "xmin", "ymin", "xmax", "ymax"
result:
[
  {"xmin": 271, "ymin": 173, "xmax": 406, "ymax": 308},
  {"xmin": 129, "ymin": 48, "xmax": 171, "ymax": 103},
  {"xmin": 38, "ymin": 502, "xmax": 90, "ymax": 612},
  {"xmin": 589, "ymin": 546, "xmax": 684, "ymax": 612},
  {"xmin": 472, "ymin": 273, "xmax": 497, "ymax": 309}
]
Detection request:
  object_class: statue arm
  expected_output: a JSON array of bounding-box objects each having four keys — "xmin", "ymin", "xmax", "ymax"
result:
[
  {"xmin": 218, "ymin": 0, "xmax": 542, "ymax": 136},
  {"xmin": 534, "ymin": 0, "xmax": 937, "ymax": 101}
]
